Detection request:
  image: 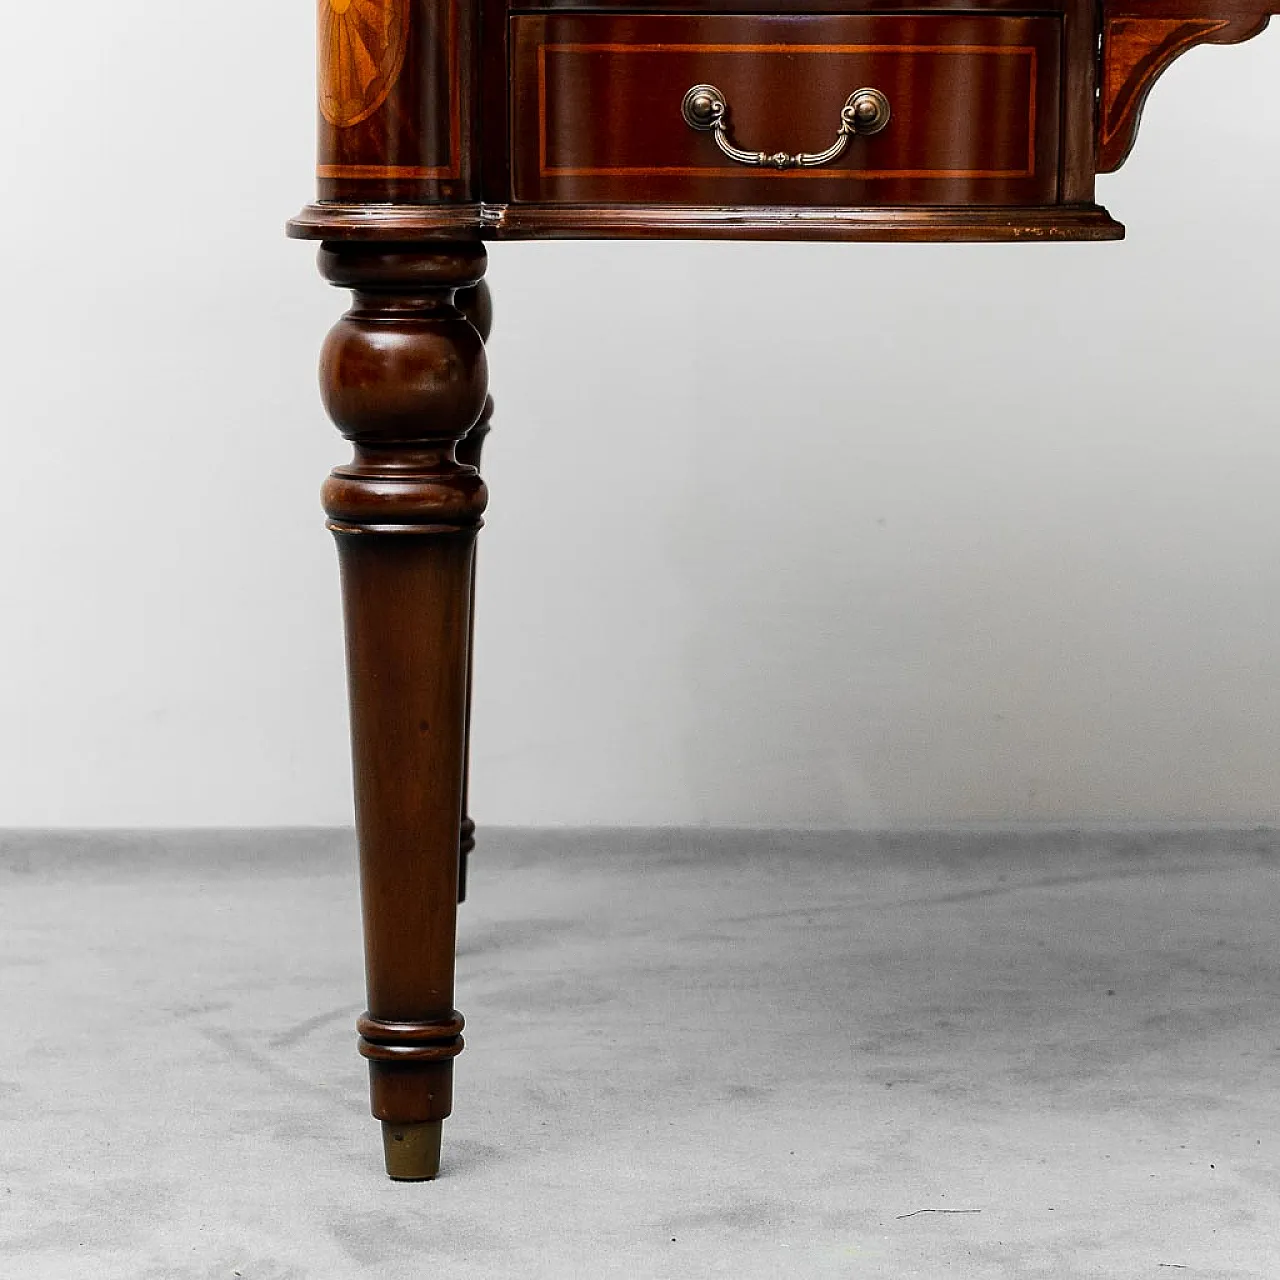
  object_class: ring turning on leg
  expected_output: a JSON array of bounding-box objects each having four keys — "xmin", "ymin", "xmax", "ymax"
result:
[{"xmin": 317, "ymin": 241, "xmax": 490, "ymax": 1179}]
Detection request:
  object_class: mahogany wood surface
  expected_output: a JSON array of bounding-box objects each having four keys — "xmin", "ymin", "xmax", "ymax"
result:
[
  {"xmin": 317, "ymin": 0, "xmax": 473, "ymax": 203},
  {"xmin": 1098, "ymin": 10, "xmax": 1272, "ymax": 171},
  {"xmin": 511, "ymin": 14, "xmax": 1062, "ymax": 207},
  {"xmin": 289, "ymin": 200, "xmax": 1125, "ymax": 241},
  {"xmin": 296, "ymin": 0, "xmax": 1280, "ymax": 1180},
  {"xmin": 318, "ymin": 241, "xmax": 489, "ymax": 1174}
]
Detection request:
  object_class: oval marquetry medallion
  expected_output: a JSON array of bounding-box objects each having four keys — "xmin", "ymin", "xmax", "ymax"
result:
[{"xmin": 318, "ymin": 0, "xmax": 411, "ymax": 129}]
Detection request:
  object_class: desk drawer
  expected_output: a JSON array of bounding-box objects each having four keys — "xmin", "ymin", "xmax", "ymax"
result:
[{"xmin": 511, "ymin": 14, "xmax": 1061, "ymax": 207}]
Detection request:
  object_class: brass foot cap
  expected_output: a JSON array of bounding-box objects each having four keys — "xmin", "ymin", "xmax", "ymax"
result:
[{"xmin": 382, "ymin": 1121, "xmax": 443, "ymax": 1181}]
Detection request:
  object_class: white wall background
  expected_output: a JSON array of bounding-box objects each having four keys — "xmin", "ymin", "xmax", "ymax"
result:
[{"xmin": 1, "ymin": 4, "xmax": 1278, "ymax": 828}]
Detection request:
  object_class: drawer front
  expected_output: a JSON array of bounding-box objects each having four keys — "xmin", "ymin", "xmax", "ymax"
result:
[{"xmin": 511, "ymin": 14, "xmax": 1062, "ymax": 207}]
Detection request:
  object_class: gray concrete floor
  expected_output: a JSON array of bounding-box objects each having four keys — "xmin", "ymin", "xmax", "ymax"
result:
[{"xmin": 2, "ymin": 828, "xmax": 1279, "ymax": 1279}]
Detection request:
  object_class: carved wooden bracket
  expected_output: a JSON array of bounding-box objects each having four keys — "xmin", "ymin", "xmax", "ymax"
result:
[{"xmin": 1099, "ymin": 8, "xmax": 1273, "ymax": 172}]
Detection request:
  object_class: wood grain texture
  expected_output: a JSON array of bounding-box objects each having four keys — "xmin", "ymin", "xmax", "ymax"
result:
[
  {"xmin": 511, "ymin": 14, "xmax": 1061, "ymax": 208},
  {"xmin": 288, "ymin": 0, "xmax": 1280, "ymax": 1186},
  {"xmin": 317, "ymin": 243, "xmax": 490, "ymax": 1177},
  {"xmin": 317, "ymin": 0, "xmax": 470, "ymax": 201},
  {"xmin": 295, "ymin": 0, "xmax": 1280, "ymax": 229},
  {"xmin": 1099, "ymin": 9, "xmax": 1273, "ymax": 171},
  {"xmin": 494, "ymin": 202, "xmax": 1125, "ymax": 240},
  {"xmin": 1058, "ymin": 0, "xmax": 1101, "ymax": 201},
  {"xmin": 289, "ymin": 201, "xmax": 1124, "ymax": 241},
  {"xmin": 319, "ymin": 0, "xmax": 412, "ymax": 128}
]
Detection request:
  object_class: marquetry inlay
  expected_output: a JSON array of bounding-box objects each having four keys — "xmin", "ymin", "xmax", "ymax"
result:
[{"xmin": 318, "ymin": 0, "xmax": 411, "ymax": 129}]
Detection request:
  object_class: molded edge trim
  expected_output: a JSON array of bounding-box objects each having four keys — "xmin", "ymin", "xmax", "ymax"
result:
[{"xmin": 288, "ymin": 203, "xmax": 1125, "ymax": 242}]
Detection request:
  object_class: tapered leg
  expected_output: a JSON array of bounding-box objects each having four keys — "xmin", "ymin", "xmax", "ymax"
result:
[
  {"xmin": 454, "ymin": 282, "xmax": 494, "ymax": 905},
  {"xmin": 317, "ymin": 241, "xmax": 489, "ymax": 1180}
]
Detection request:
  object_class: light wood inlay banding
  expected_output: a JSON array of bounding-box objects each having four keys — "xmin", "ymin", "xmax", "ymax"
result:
[
  {"xmin": 1098, "ymin": 13, "xmax": 1272, "ymax": 172},
  {"xmin": 317, "ymin": 0, "xmax": 464, "ymax": 184},
  {"xmin": 536, "ymin": 43, "xmax": 1041, "ymax": 181}
]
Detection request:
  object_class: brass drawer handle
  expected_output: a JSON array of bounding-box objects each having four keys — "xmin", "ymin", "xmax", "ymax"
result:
[{"xmin": 681, "ymin": 84, "xmax": 891, "ymax": 169}]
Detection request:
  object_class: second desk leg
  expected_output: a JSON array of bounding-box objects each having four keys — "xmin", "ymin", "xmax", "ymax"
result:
[{"xmin": 455, "ymin": 281, "xmax": 494, "ymax": 905}]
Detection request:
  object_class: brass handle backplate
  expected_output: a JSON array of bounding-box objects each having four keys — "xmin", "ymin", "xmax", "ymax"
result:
[{"xmin": 681, "ymin": 84, "xmax": 891, "ymax": 169}]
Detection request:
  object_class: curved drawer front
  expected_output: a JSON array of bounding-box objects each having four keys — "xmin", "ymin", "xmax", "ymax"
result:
[{"xmin": 511, "ymin": 14, "xmax": 1062, "ymax": 207}]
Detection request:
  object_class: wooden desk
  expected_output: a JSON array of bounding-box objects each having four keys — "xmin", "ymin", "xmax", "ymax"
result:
[{"xmin": 289, "ymin": 0, "xmax": 1277, "ymax": 1180}]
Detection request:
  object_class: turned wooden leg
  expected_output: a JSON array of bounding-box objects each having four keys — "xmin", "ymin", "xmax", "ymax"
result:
[
  {"xmin": 454, "ymin": 281, "xmax": 494, "ymax": 906},
  {"xmin": 317, "ymin": 241, "xmax": 489, "ymax": 1180}
]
